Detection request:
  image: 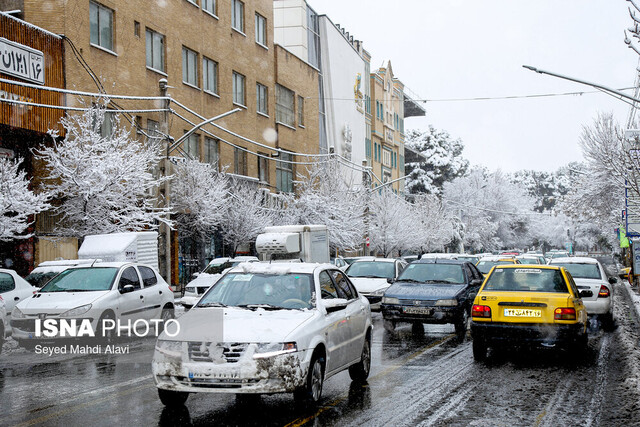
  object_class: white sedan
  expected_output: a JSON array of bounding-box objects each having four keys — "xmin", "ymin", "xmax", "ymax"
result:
[
  {"xmin": 344, "ymin": 258, "xmax": 407, "ymax": 310},
  {"xmin": 11, "ymin": 262, "xmax": 174, "ymax": 345},
  {"xmin": 0, "ymin": 268, "xmax": 36, "ymax": 317},
  {"xmin": 550, "ymin": 257, "xmax": 615, "ymax": 330},
  {"xmin": 153, "ymin": 262, "xmax": 372, "ymax": 406}
]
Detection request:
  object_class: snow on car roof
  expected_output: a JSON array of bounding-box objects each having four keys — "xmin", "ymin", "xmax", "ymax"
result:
[
  {"xmin": 349, "ymin": 258, "xmax": 396, "ymax": 264},
  {"xmin": 549, "ymin": 257, "xmax": 599, "ymax": 265},
  {"xmin": 67, "ymin": 261, "xmax": 153, "ymax": 269},
  {"xmin": 231, "ymin": 262, "xmax": 330, "ymax": 275}
]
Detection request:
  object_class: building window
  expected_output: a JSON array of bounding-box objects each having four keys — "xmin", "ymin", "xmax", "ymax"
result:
[
  {"xmin": 146, "ymin": 29, "xmax": 165, "ymax": 72},
  {"xmin": 234, "ymin": 147, "xmax": 247, "ymax": 175},
  {"xmin": 383, "ymin": 148, "xmax": 392, "ymax": 168},
  {"xmin": 134, "ymin": 21, "xmax": 140, "ymax": 37},
  {"xmin": 147, "ymin": 119, "xmax": 161, "ymax": 141},
  {"xmin": 100, "ymin": 111, "xmax": 115, "ymax": 138},
  {"xmin": 256, "ymin": 83, "xmax": 268, "ymax": 115},
  {"xmin": 184, "ymin": 132, "xmax": 200, "ymax": 159},
  {"xmin": 182, "ymin": 47, "xmax": 198, "ymax": 87},
  {"xmin": 90, "ymin": 2, "xmax": 113, "ymax": 51},
  {"xmin": 258, "ymin": 153, "xmax": 269, "ymax": 183},
  {"xmin": 202, "ymin": 0, "xmax": 216, "ymax": 15},
  {"xmin": 276, "ymin": 84, "xmax": 295, "ymax": 127},
  {"xmin": 276, "ymin": 152, "xmax": 293, "ymax": 193},
  {"xmin": 255, "ymin": 13, "xmax": 266, "ymax": 46},
  {"xmin": 365, "ymin": 123, "xmax": 371, "ymax": 159},
  {"xmin": 297, "ymin": 95, "xmax": 304, "ymax": 126},
  {"xmin": 231, "ymin": 0, "xmax": 244, "ymax": 33},
  {"xmin": 203, "ymin": 57, "xmax": 218, "ymax": 94},
  {"xmin": 233, "ymin": 72, "xmax": 246, "ymax": 106},
  {"xmin": 205, "ymin": 137, "xmax": 219, "ymax": 168}
]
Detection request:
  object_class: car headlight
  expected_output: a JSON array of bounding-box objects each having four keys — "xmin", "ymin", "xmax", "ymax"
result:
[
  {"xmin": 185, "ymin": 287, "xmax": 195, "ymax": 294},
  {"xmin": 372, "ymin": 287, "xmax": 388, "ymax": 296},
  {"xmin": 154, "ymin": 340, "xmax": 183, "ymax": 361},
  {"xmin": 253, "ymin": 342, "xmax": 297, "ymax": 359},
  {"xmin": 60, "ymin": 304, "xmax": 92, "ymax": 318},
  {"xmin": 435, "ymin": 299, "xmax": 458, "ymax": 307},
  {"xmin": 12, "ymin": 307, "xmax": 25, "ymax": 319},
  {"xmin": 382, "ymin": 297, "xmax": 400, "ymax": 305}
]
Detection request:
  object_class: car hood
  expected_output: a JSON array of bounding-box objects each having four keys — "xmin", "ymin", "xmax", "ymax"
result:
[
  {"xmin": 350, "ymin": 277, "xmax": 390, "ymax": 293},
  {"xmin": 17, "ymin": 291, "xmax": 109, "ymax": 314},
  {"xmin": 186, "ymin": 273, "xmax": 222, "ymax": 288},
  {"xmin": 385, "ymin": 282, "xmax": 466, "ymax": 300},
  {"xmin": 164, "ymin": 307, "xmax": 317, "ymax": 343}
]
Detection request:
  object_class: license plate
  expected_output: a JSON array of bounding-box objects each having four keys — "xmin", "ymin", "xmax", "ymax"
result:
[
  {"xmin": 503, "ymin": 308, "xmax": 541, "ymax": 317},
  {"xmin": 403, "ymin": 307, "xmax": 432, "ymax": 315},
  {"xmin": 189, "ymin": 368, "xmax": 239, "ymax": 379}
]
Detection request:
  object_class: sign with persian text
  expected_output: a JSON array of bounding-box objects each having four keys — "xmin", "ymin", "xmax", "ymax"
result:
[{"xmin": 0, "ymin": 37, "xmax": 45, "ymax": 85}]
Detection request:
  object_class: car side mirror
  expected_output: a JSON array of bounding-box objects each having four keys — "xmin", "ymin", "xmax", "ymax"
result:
[
  {"xmin": 471, "ymin": 279, "xmax": 483, "ymax": 286},
  {"xmin": 579, "ymin": 289, "xmax": 593, "ymax": 298},
  {"xmin": 387, "ymin": 278, "xmax": 395, "ymax": 284},
  {"xmin": 120, "ymin": 284, "xmax": 135, "ymax": 294},
  {"xmin": 608, "ymin": 277, "xmax": 617, "ymax": 285},
  {"xmin": 323, "ymin": 298, "xmax": 349, "ymax": 313}
]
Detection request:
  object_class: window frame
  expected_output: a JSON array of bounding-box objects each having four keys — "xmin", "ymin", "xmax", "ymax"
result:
[
  {"xmin": 276, "ymin": 84, "xmax": 295, "ymax": 127},
  {"xmin": 183, "ymin": 131, "xmax": 200, "ymax": 159},
  {"xmin": 205, "ymin": 136, "xmax": 219, "ymax": 168},
  {"xmin": 118, "ymin": 267, "xmax": 142, "ymax": 291},
  {"xmin": 203, "ymin": 57, "xmax": 218, "ymax": 95},
  {"xmin": 231, "ymin": 0, "xmax": 245, "ymax": 33},
  {"xmin": 0, "ymin": 272, "xmax": 15, "ymax": 293},
  {"xmin": 297, "ymin": 95, "xmax": 304, "ymax": 127},
  {"xmin": 258, "ymin": 152, "xmax": 269, "ymax": 183},
  {"xmin": 234, "ymin": 147, "xmax": 248, "ymax": 175},
  {"xmin": 276, "ymin": 151, "xmax": 294, "ymax": 193},
  {"xmin": 182, "ymin": 46, "xmax": 199, "ymax": 87},
  {"xmin": 202, "ymin": 0, "xmax": 217, "ymax": 16},
  {"xmin": 138, "ymin": 266, "xmax": 158, "ymax": 287},
  {"xmin": 256, "ymin": 82, "xmax": 268, "ymax": 116},
  {"xmin": 90, "ymin": 1, "xmax": 114, "ymax": 52},
  {"xmin": 232, "ymin": 71, "xmax": 246, "ymax": 107},
  {"xmin": 255, "ymin": 12, "xmax": 267, "ymax": 47},
  {"xmin": 145, "ymin": 28, "xmax": 165, "ymax": 73}
]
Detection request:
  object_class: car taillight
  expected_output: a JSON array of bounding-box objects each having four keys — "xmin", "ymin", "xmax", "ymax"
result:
[
  {"xmin": 554, "ymin": 307, "xmax": 576, "ymax": 320},
  {"xmin": 472, "ymin": 304, "xmax": 491, "ymax": 318},
  {"xmin": 598, "ymin": 285, "xmax": 610, "ymax": 298}
]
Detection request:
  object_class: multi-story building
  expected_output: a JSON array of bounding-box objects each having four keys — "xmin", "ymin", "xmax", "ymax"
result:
[
  {"xmin": 0, "ymin": 13, "xmax": 67, "ymax": 277},
  {"xmin": 1, "ymin": 1, "xmax": 320, "ymax": 284}
]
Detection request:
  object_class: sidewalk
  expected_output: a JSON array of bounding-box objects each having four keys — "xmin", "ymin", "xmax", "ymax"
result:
[{"xmin": 623, "ymin": 280, "xmax": 640, "ymax": 321}]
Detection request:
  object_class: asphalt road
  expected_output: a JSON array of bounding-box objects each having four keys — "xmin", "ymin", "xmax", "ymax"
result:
[{"xmin": 2, "ymin": 281, "xmax": 640, "ymax": 426}]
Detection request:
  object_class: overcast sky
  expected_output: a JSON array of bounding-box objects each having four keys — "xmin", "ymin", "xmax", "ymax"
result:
[{"xmin": 308, "ymin": 0, "xmax": 639, "ymax": 173}]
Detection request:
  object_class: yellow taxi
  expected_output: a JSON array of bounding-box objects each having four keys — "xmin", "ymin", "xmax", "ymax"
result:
[{"xmin": 470, "ymin": 264, "xmax": 588, "ymax": 361}]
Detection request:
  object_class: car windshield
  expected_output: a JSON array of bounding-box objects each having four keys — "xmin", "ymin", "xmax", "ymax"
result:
[
  {"xmin": 24, "ymin": 272, "xmax": 59, "ymax": 288},
  {"xmin": 346, "ymin": 261, "xmax": 395, "ymax": 279},
  {"xmin": 518, "ymin": 258, "xmax": 541, "ymax": 265},
  {"xmin": 202, "ymin": 261, "xmax": 233, "ymax": 274},
  {"xmin": 197, "ymin": 272, "xmax": 314, "ymax": 309},
  {"xmin": 483, "ymin": 268, "xmax": 568, "ymax": 293},
  {"xmin": 397, "ymin": 263, "xmax": 465, "ymax": 284},
  {"xmin": 457, "ymin": 256, "xmax": 478, "ymax": 263},
  {"xmin": 476, "ymin": 261, "xmax": 513, "ymax": 274},
  {"xmin": 39, "ymin": 268, "xmax": 119, "ymax": 292},
  {"xmin": 553, "ymin": 263, "xmax": 602, "ymax": 280}
]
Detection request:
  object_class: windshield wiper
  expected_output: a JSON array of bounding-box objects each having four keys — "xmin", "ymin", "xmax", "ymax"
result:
[
  {"xmin": 236, "ymin": 304, "xmax": 282, "ymax": 310},
  {"xmin": 197, "ymin": 302, "xmax": 228, "ymax": 308},
  {"xmin": 396, "ymin": 279, "xmax": 423, "ymax": 284}
]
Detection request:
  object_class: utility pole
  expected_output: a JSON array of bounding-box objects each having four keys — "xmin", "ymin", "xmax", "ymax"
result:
[{"xmin": 158, "ymin": 78, "xmax": 173, "ymax": 287}]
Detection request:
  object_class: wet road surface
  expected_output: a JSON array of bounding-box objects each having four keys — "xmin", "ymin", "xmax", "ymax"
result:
[{"xmin": 2, "ymin": 281, "xmax": 640, "ymax": 426}]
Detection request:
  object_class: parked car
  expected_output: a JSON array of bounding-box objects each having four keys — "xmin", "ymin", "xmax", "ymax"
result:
[
  {"xmin": 330, "ymin": 257, "xmax": 349, "ymax": 270},
  {"xmin": 11, "ymin": 262, "xmax": 174, "ymax": 346},
  {"xmin": 0, "ymin": 268, "xmax": 36, "ymax": 317},
  {"xmin": 470, "ymin": 264, "xmax": 589, "ymax": 361},
  {"xmin": 24, "ymin": 259, "xmax": 98, "ymax": 288},
  {"xmin": 549, "ymin": 257, "xmax": 615, "ymax": 330},
  {"xmin": 516, "ymin": 255, "xmax": 545, "ymax": 265},
  {"xmin": 345, "ymin": 258, "xmax": 407, "ymax": 310},
  {"xmin": 0, "ymin": 296, "xmax": 7, "ymax": 353},
  {"xmin": 153, "ymin": 262, "xmax": 372, "ymax": 406},
  {"xmin": 179, "ymin": 256, "xmax": 259, "ymax": 309},
  {"xmin": 457, "ymin": 255, "xmax": 480, "ymax": 264},
  {"xmin": 594, "ymin": 255, "xmax": 620, "ymax": 279},
  {"xmin": 475, "ymin": 256, "xmax": 520, "ymax": 275},
  {"xmin": 381, "ymin": 259, "xmax": 484, "ymax": 337}
]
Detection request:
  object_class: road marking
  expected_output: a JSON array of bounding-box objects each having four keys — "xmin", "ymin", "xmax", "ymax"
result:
[{"xmin": 283, "ymin": 334, "xmax": 455, "ymax": 427}]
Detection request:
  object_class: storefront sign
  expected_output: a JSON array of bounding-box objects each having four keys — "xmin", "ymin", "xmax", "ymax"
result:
[{"xmin": 0, "ymin": 37, "xmax": 45, "ymax": 85}]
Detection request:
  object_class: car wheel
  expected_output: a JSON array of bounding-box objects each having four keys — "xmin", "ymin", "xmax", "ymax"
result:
[
  {"xmin": 411, "ymin": 322, "xmax": 424, "ymax": 335},
  {"xmin": 455, "ymin": 309, "xmax": 468, "ymax": 338},
  {"xmin": 160, "ymin": 305, "xmax": 175, "ymax": 333},
  {"xmin": 294, "ymin": 353, "xmax": 324, "ymax": 403},
  {"xmin": 383, "ymin": 319, "xmax": 395, "ymax": 332},
  {"xmin": 98, "ymin": 311, "xmax": 116, "ymax": 343},
  {"xmin": 158, "ymin": 388, "xmax": 189, "ymax": 407},
  {"xmin": 349, "ymin": 335, "xmax": 371, "ymax": 382},
  {"xmin": 601, "ymin": 312, "xmax": 615, "ymax": 332},
  {"xmin": 472, "ymin": 338, "xmax": 487, "ymax": 362}
]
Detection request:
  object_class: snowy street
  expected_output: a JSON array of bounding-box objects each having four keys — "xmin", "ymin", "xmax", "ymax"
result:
[{"xmin": 0, "ymin": 279, "xmax": 639, "ymax": 426}]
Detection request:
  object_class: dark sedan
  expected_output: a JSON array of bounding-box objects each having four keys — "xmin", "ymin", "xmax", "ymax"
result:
[{"xmin": 381, "ymin": 259, "xmax": 484, "ymax": 337}]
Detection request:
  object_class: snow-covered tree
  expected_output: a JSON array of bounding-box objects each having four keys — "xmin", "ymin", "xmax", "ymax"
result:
[
  {"xmin": 220, "ymin": 181, "xmax": 274, "ymax": 254},
  {"xmin": 35, "ymin": 106, "xmax": 171, "ymax": 237},
  {"xmin": 406, "ymin": 194, "xmax": 455, "ymax": 253},
  {"xmin": 367, "ymin": 187, "xmax": 413, "ymax": 257},
  {"xmin": 0, "ymin": 157, "xmax": 50, "ymax": 240},
  {"xmin": 283, "ymin": 159, "xmax": 366, "ymax": 253},
  {"xmin": 405, "ymin": 127, "xmax": 469, "ymax": 195},
  {"xmin": 171, "ymin": 160, "xmax": 229, "ymax": 237}
]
